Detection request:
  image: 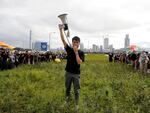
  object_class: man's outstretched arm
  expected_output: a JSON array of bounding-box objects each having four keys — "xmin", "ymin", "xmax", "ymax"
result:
[{"xmin": 59, "ymin": 24, "xmax": 67, "ymax": 48}]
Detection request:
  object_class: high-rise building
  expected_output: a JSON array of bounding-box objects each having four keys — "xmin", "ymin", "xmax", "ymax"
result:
[
  {"xmin": 92, "ymin": 44, "xmax": 99, "ymax": 52},
  {"xmin": 124, "ymin": 34, "xmax": 130, "ymax": 48},
  {"xmin": 109, "ymin": 44, "xmax": 113, "ymax": 52},
  {"xmin": 34, "ymin": 41, "xmax": 48, "ymax": 51},
  {"xmin": 34, "ymin": 42, "xmax": 41, "ymax": 51},
  {"xmin": 80, "ymin": 43, "xmax": 84, "ymax": 51},
  {"xmin": 104, "ymin": 38, "xmax": 109, "ymax": 49},
  {"xmin": 100, "ymin": 45, "xmax": 103, "ymax": 52}
]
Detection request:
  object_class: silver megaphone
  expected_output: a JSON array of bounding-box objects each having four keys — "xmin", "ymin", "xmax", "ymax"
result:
[
  {"xmin": 58, "ymin": 13, "xmax": 71, "ymax": 46},
  {"xmin": 58, "ymin": 14, "xmax": 68, "ymax": 31}
]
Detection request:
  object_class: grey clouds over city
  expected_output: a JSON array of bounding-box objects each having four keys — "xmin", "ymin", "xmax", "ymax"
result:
[{"xmin": 0, "ymin": 0, "xmax": 150, "ymax": 49}]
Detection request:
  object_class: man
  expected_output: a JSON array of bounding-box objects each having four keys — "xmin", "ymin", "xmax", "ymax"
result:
[
  {"xmin": 130, "ymin": 51, "xmax": 137, "ymax": 68},
  {"xmin": 1, "ymin": 50, "xmax": 8, "ymax": 70},
  {"xmin": 139, "ymin": 51, "xmax": 149, "ymax": 74},
  {"xmin": 59, "ymin": 24, "xmax": 84, "ymax": 110},
  {"xmin": 108, "ymin": 52, "xmax": 113, "ymax": 62}
]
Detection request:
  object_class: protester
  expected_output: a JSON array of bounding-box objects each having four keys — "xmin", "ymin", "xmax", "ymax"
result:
[
  {"xmin": 139, "ymin": 51, "xmax": 149, "ymax": 74},
  {"xmin": 1, "ymin": 51, "xmax": 8, "ymax": 70},
  {"xmin": 112, "ymin": 50, "xmax": 150, "ymax": 74},
  {"xmin": 0, "ymin": 49, "xmax": 67, "ymax": 71},
  {"xmin": 108, "ymin": 52, "xmax": 113, "ymax": 62},
  {"xmin": 59, "ymin": 24, "xmax": 85, "ymax": 110},
  {"xmin": 130, "ymin": 51, "xmax": 137, "ymax": 68}
]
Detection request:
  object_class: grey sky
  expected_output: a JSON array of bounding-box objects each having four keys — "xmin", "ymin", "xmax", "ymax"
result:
[{"xmin": 0, "ymin": 0, "xmax": 150, "ymax": 49}]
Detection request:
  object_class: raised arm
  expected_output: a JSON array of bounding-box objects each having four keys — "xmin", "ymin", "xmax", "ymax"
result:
[{"xmin": 59, "ymin": 24, "xmax": 67, "ymax": 48}]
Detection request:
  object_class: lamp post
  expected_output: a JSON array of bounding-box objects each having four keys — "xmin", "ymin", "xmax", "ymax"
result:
[
  {"xmin": 29, "ymin": 30, "xmax": 32, "ymax": 50},
  {"xmin": 49, "ymin": 32, "xmax": 55, "ymax": 51}
]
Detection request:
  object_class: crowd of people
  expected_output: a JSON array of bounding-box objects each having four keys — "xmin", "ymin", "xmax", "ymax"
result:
[
  {"xmin": 109, "ymin": 51, "xmax": 150, "ymax": 74},
  {"xmin": 1, "ymin": 48, "xmax": 150, "ymax": 75},
  {"xmin": 0, "ymin": 49, "xmax": 67, "ymax": 70}
]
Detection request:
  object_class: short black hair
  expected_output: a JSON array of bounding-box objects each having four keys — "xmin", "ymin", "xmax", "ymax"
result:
[{"xmin": 72, "ymin": 36, "xmax": 80, "ymax": 42}]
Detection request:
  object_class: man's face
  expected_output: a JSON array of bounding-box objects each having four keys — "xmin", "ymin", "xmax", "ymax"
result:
[{"xmin": 72, "ymin": 40, "xmax": 80, "ymax": 48}]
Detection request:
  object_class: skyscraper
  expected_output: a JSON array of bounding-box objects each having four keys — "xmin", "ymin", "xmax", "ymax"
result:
[
  {"xmin": 80, "ymin": 43, "xmax": 84, "ymax": 51},
  {"xmin": 124, "ymin": 34, "xmax": 130, "ymax": 48},
  {"xmin": 100, "ymin": 45, "xmax": 103, "ymax": 52},
  {"xmin": 109, "ymin": 44, "xmax": 113, "ymax": 52},
  {"xmin": 34, "ymin": 41, "xmax": 48, "ymax": 51},
  {"xmin": 104, "ymin": 38, "xmax": 109, "ymax": 49},
  {"xmin": 92, "ymin": 44, "xmax": 99, "ymax": 52}
]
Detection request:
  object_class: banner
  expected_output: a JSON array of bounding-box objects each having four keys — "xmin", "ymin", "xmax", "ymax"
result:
[{"xmin": 41, "ymin": 42, "xmax": 47, "ymax": 51}]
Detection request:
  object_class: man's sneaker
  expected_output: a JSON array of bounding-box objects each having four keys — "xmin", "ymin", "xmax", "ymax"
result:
[
  {"xmin": 61, "ymin": 101, "xmax": 69, "ymax": 109},
  {"xmin": 75, "ymin": 105, "xmax": 79, "ymax": 112},
  {"xmin": 64, "ymin": 101, "xmax": 70, "ymax": 108}
]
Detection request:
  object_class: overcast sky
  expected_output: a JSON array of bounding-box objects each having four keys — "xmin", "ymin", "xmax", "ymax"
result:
[{"xmin": 0, "ymin": 0, "xmax": 150, "ymax": 49}]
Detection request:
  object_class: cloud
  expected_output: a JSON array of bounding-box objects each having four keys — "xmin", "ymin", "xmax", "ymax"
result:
[
  {"xmin": 0, "ymin": 0, "xmax": 150, "ymax": 49},
  {"xmin": 70, "ymin": 13, "xmax": 139, "ymax": 34},
  {"xmin": 137, "ymin": 42, "xmax": 150, "ymax": 48},
  {"xmin": 66, "ymin": 0, "xmax": 140, "ymax": 34}
]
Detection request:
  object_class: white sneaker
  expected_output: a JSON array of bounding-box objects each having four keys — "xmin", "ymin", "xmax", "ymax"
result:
[{"xmin": 75, "ymin": 105, "xmax": 79, "ymax": 112}]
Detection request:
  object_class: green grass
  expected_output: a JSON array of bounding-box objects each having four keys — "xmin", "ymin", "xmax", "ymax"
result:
[
  {"xmin": 85, "ymin": 54, "xmax": 107, "ymax": 61},
  {"xmin": 0, "ymin": 54, "xmax": 150, "ymax": 113}
]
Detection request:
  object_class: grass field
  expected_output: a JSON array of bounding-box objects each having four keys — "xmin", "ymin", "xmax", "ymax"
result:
[{"xmin": 0, "ymin": 54, "xmax": 150, "ymax": 113}]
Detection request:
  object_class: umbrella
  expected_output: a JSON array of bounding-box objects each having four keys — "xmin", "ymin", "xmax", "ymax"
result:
[
  {"xmin": 0, "ymin": 42, "xmax": 15, "ymax": 49},
  {"xmin": 125, "ymin": 45, "xmax": 142, "ymax": 53}
]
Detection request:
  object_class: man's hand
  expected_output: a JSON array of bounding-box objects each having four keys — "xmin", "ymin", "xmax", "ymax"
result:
[
  {"xmin": 59, "ymin": 24, "xmax": 64, "ymax": 31},
  {"xmin": 73, "ymin": 46, "xmax": 78, "ymax": 54},
  {"xmin": 73, "ymin": 46, "xmax": 82, "ymax": 64}
]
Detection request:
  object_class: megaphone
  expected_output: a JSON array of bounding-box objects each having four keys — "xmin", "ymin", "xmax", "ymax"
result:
[
  {"xmin": 58, "ymin": 13, "xmax": 71, "ymax": 46},
  {"xmin": 58, "ymin": 14, "xmax": 68, "ymax": 31}
]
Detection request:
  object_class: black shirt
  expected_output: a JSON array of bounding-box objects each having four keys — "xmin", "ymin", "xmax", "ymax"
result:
[{"xmin": 65, "ymin": 44, "xmax": 84, "ymax": 74}]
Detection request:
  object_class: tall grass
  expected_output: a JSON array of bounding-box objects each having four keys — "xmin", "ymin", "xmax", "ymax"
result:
[{"xmin": 0, "ymin": 54, "xmax": 150, "ymax": 113}]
